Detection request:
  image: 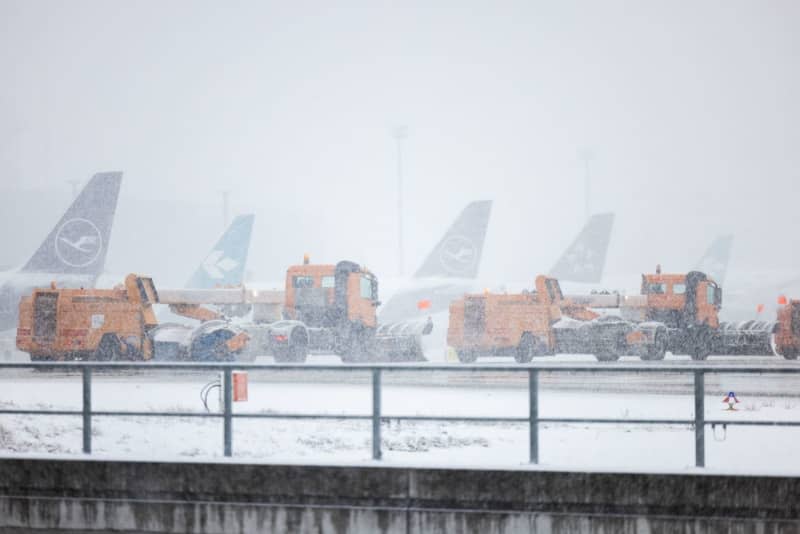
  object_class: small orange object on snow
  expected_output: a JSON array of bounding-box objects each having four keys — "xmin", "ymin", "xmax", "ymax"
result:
[{"xmin": 233, "ymin": 371, "xmax": 248, "ymax": 402}]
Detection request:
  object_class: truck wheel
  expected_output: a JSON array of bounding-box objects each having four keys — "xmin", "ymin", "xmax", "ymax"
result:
[
  {"xmin": 515, "ymin": 333, "xmax": 536, "ymax": 363},
  {"xmin": 780, "ymin": 348, "xmax": 799, "ymax": 360},
  {"xmin": 594, "ymin": 351, "xmax": 619, "ymax": 362},
  {"xmin": 689, "ymin": 337, "xmax": 711, "ymax": 361},
  {"xmin": 457, "ymin": 349, "xmax": 478, "ymax": 363},
  {"xmin": 29, "ymin": 352, "xmax": 48, "ymax": 362},
  {"xmin": 688, "ymin": 325, "xmax": 712, "ymax": 361},
  {"xmin": 95, "ymin": 335, "xmax": 122, "ymax": 361},
  {"xmin": 275, "ymin": 330, "xmax": 308, "ymax": 363},
  {"xmin": 642, "ymin": 329, "xmax": 667, "ymax": 361}
]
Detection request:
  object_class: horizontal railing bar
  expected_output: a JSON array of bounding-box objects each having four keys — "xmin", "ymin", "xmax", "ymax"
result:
[
  {"xmin": 382, "ymin": 415, "xmax": 528, "ymax": 423},
  {"xmin": 2, "ymin": 409, "xmax": 798, "ymax": 428},
  {"xmin": 2, "ymin": 362, "xmax": 800, "ymax": 374},
  {"xmin": 234, "ymin": 413, "xmax": 372, "ymax": 420},
  {"xmin": 93, "ymin": 411, "xmax": 221, "ymax": 418},
  {"xmin": 537, "ymin": 417, "xmax": 692, "ymax": 425},
  {"xmin": 705, "ymin": 420, "xmax": 800, "ymax": 427},
  {"xmin": 0, "ymin": 409, "xmax": 81, "ymax": 416}
]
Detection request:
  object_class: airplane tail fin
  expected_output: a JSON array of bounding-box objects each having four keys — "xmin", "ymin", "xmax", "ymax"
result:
[
  {"xmin": 413, "ymin": 200, "xmax": 492, "ymax": 279},
  {"xmin": 548, "ymin": 213, "xmax": 615, "ymax": 283},
  {"xmin": 21, "ymin": 172, "xmax": 122, "ymax": 277},
  {"xmin": 186, "ymin": 214, "xmax": 255, "ymax": 288},
  {"xmin": 695, "ymin": 234, "xmax": 733, "ymax": 284}
]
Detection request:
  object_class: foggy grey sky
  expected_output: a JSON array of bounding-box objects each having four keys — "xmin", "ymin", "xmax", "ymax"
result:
[{"xmin": 0, "ymin": 1, "xmax": 798, "ymax": 287}]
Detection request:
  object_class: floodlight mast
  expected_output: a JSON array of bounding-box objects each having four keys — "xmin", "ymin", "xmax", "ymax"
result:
[{"xmin": 393, "ymin": 126, "xmax": 408, "ymax": 276}]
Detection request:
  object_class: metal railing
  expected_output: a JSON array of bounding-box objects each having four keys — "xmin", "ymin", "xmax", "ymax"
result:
[{"xmin": 1, "ymin": 361, "xmax": 799, "ymax": 467}]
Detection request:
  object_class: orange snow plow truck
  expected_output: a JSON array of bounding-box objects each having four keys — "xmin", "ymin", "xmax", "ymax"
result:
[
  {"xmin": 448, "ymin": 269, "xmax": 800, "ymax": 363},
  {"xmin": 244, "ymin": 259, "xmax": 433, "ymax": 362},
  {"xmin": 16, "ymin": 274, "xmax": 250, "ymax": 362},
  {"xmin": 447, "ymin": 275, "xmax": 668, "ymax": 363},
  {"xmin": 775, "ymin": 298, "xmax": 800, "ymax": 360}
]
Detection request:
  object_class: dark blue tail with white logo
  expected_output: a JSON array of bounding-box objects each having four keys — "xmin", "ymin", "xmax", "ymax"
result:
[
  {"xmin": 413, "ymin": 201, "xmax": 492, "ymax": 279},
  {"xmin": 21, "ymin": 172, "xmax": 122, "ymax": 277},
  {"xmin": 548, "ymin": 213, "xmax": 615, "ymax": 284},
  {"xmin": 186, "ymin": 214, "xmax": 255, "ymax": 288}
]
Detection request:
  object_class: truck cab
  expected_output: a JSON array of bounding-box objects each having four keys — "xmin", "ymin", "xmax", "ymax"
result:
[
  {"xmin": 640, "ymin": 271, "xmax": 721, "ymax": 329},
  {"xmin": 284, "ymin": 260, "xmax": 379, "ymax": 330},
  {"xmin": 775, "ymin": 299, "xmax": 800, "ymax": 359}
]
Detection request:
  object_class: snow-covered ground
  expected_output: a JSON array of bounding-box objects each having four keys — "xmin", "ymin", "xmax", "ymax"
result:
[{"xmin": 1, "ymin": 369, "xmax": 799, "ymax": 475}]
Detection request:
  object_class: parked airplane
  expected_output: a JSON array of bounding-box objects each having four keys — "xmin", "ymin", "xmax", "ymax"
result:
[
  {"xmin": 377, "ymin": 209, "xmax": 617, "ymax": 359},
  {"xmin": 0, "ymin": 172, "xmax": 122, "ymax": 331},
  {"xmin": 565, "ymin": 233, "xmax": 737, "ymax": 316},
  {"xmin": 695, "ymin": 234, "xmax": 733, "ymax": 286},
  {"xmin": 549, "ymin": 213, "xmax": 615, "ymax": 284},
  {"xmin": 186, "ymin": 214, "xmax": 255, "ymax": 288},
  {"xmin": 377, "ymin": 200, "xmax": 493, "ymax": 325},
  {"xmin": 380, "ymin": 210, "xmax": 616, "ymax": 324}
]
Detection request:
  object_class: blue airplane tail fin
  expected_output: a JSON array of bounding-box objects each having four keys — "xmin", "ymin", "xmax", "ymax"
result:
[
  {"xmin": 21, "ymin": 171, "xmax": 122, "ymax": 278},
  {"xmin": 185, "ymin": 214, "xmax": 255, "ymax": 288}
]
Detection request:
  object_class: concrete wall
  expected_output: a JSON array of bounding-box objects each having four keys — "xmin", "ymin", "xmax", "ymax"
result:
[{"xmin": 0, "ymin": 458, "xmax": 798, "ymax": 533}]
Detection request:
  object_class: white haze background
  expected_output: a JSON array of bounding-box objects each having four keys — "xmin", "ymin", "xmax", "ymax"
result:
[{"xmin": 0, "ymin": 1, "xmax": 797, "ymax": 288}]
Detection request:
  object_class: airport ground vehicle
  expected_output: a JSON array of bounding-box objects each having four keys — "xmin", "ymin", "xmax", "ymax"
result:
[
  {"xmin": 447, "ymin": 275, "xmax": 666, "ymax": 363},
  {"xmin": 573, "ymin": 269, "xmax": 781, "ymax": 360},
  {"xmin": 450, "ymin": 268, "xmax": 797, "ymax": 363},
  {"xmin": 774, "ymin": 298, "xmax": 800, "ymax": 359},
  {"xmin": 247, "ymin": 259, "xmax": 432, "ymax": 363},
  {"xmin": 16, "ymin": 274, "xmax": 249, "ymax": 362}
]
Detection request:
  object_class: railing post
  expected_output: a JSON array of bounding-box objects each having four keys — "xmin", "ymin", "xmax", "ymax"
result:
[
  {"xmin": 529, "ymin": 369, "xmax": 539, "ymax": 464},
  {"xmin": 372, "ymin": 368, "xmax": 382, "ymax": 460},
  {"xmin": 694, "ymin": 370, "xmax": 705, "ymax": 468},
  {"xmin": 82, "ymin": 367, "xmax": 92, "ymax": 454},
  {"xmin": 223, "ymin": 368, "xmax": 233, "ymax": 457}
]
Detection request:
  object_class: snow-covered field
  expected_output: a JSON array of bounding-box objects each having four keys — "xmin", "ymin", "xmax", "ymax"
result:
[{"xmin": 1, "ymin": 367, "xmax": 799, "ymax": 475}]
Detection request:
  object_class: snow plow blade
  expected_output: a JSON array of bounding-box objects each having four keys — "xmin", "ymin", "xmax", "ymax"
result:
[
  {"xmin": 373, "ymin": 318, "xmax": 433, "ymax": 362},
  {"xmin": 151, "ymin": 321, "xmax": 250, "ymax": 361},
  {"xmin": 714, "ymin": 321, "xmax": 776, "ymax": 356}
]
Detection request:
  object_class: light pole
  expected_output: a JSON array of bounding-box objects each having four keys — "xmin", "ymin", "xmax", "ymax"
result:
[{"xmin": 393, "ymin": 126, "xmax": 408, "ymax": 276}]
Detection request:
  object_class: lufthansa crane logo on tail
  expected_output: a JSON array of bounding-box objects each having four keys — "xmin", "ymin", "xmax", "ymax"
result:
[
  {"xmin": 202, "ymin": 250, "xmax": 239, "ymax": 279},
  {"xmin": 54, "ymin": 218, "xmax": 103, "ymax": 267},
  {"xmin": 439, "ymin": 235, "xmax": 477, "ymax": 276}
]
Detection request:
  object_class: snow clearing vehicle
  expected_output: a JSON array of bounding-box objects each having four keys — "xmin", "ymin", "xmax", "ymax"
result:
[
  {"xmin": 243, "ymin": 259, "xmax": 432, "ymax": 363},
  {"xmin": 16, "ymin": 274, "xmax": 250, "ymax": 362},
  {"xmin": 447, "ymin": 275, "xmax": 667, "ymax": 363},
  {"xmin": 448, "ymin": 268, "xmax": 800, "ymax": 363},
  {"xmin": 570, "ymin": 269, "xmax": 783, "ymax": 360},
  {"xmin": 773, "ymin": 297, "xmax": 800, "ymax": 359}
]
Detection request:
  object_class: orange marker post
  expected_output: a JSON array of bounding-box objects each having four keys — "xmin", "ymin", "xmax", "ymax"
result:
[{"xmin": 232, "ymin": 371, "xmax": 248, "ymax": 402}]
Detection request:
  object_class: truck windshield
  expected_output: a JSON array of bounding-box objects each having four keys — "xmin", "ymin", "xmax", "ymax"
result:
[
  {"xmin": 360, "ymin": 275, "xmax": 377, "ymax": 300},
  {"xmin": 646, "ymin": 282, "xmax": 666, "ymax": 294},
  {"xmin": 293, "ymin": 276, "xmax": 315, "ymax": 288},
  {"xmin": 707, "ymin": 283, "xmax": 722, "ymax": 307}
]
